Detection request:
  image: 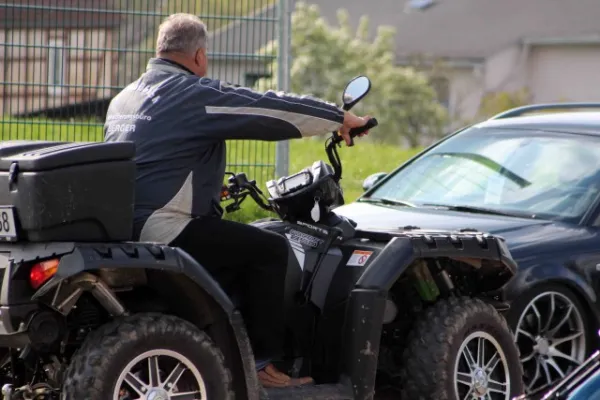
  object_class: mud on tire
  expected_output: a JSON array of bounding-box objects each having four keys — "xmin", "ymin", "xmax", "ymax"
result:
[
  {"xmin": 61, "ymin": 312, "xmax": 234, "ymax": 400},
  {"xmin": 400, "ymin": 296, "xmax": 525, "ymax": 400}
]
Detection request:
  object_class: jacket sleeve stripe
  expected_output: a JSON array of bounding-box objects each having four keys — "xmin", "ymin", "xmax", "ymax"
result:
[
  {"xmin": 200, "ymin": 79, "xmax": 345, "ymax": 122},
  {"xmin": 205, "ymin": 106, "xmax": 342, "ymax": 137}
]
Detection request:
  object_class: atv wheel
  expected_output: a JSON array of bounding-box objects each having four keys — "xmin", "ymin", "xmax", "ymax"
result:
[
  {"xmin": 61, "ymin": 313, "xmax": 234, "ymax": 400},
  {"xmin": 400, "ymin": 296, "xmax": 524, "ymax": 400}
]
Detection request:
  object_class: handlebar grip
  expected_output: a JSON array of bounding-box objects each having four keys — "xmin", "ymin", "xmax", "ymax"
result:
[
  {"xmin": 349, "ymin": 118, "xmax": 378, "ymax": 138},
  {"xmin": 347, "ymin": 117, "xmax": 378, "ymax": 147},
  {"xmin": 332, "ymin": 117, "xmax": 378, "ymax": 146}
]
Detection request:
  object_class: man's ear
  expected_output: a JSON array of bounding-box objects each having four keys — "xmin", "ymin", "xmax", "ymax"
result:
[{"xmin": 195, "ymin": 48, "xmax": 206, "ymax": 66}]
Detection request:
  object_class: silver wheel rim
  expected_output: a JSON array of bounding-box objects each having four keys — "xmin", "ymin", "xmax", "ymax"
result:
[
  {"xmin": 454, "ymin": 331, "xmax": 511, "ymax": 400},
  {"xmin": 113, "ymin": 349, "xmax": 207, "ymax": 400},
  {"xmin": 515, "ymin": 291, "xmax": 586, "ymax": 395}
]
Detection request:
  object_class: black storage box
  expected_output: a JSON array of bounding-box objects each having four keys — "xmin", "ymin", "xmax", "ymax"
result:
[{"xmin": 0, "ymin": 140, "xmax": 136, "ymax": 242}]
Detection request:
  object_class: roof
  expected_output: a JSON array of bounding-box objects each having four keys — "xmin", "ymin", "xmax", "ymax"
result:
[
  {"xmin": 305, "ymin": 0, "xmax": 600, "ymax": 60},
  {"xmin": 208, "ymin": 4, "xmax": 277, "ymax": 61},
  {"xmin": 0, "ymin": 0, "xmax": 122, "ymax": 29},
  {"xmin": 476, "ymin": 111, "xmax": 600, "ymax": 136}
]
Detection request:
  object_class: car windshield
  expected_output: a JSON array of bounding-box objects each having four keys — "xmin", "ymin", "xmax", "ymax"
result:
[{"xmin": 365, "ymin": 126, "xmax": 600, "ymax": 222}]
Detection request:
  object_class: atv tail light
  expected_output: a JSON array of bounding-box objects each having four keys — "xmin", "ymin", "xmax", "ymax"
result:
[{"xmin": 29, "ymin": 259, "xmax": 60, "ymax": 289}]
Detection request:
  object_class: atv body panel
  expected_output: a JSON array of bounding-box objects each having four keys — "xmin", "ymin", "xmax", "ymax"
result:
[
  {"xmin": 253, "ymin": 216, "xmax": 517, "ymax": 399},
  {"xmin": 0, "ymin": 241, "xmax": 259, "ymax": 399}
]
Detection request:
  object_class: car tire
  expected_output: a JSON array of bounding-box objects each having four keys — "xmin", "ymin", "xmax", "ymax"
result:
[
  {"xmin": 61, "ymin": 312, "xmax": 235, "ymax": 400},
  {"xmin": 400, "ymin": 296, "xmax": 525, "ymax": 400},
  {"xmin": 506, "ymin": 283, "xmax": 592, "ymax": 396}
]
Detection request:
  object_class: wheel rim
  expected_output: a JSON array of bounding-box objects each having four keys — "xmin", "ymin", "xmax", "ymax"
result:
[
  {"xmin": 454, "ymin": 331, "xmax": 511, "ymax": 400},
  {"xmin": 113, "ymin": 349, "xmax": 208, "ymax": 400},
  {"xmin": 515, "ymin": 291, "xmax": 586, "ymax": 395}
]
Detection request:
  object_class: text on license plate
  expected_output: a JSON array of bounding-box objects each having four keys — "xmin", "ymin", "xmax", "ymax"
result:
[{"xmin": 0, "ymin": 206, "xmax": 18, "ymax": 241}]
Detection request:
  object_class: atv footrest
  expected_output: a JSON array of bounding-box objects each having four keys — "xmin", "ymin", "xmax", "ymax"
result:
[{"xmin": 261, "ymin": 383, "xmax": 353, "ymax": 400}]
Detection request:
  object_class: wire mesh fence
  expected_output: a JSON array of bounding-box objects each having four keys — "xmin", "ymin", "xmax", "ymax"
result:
[{"xmin": 0, "ymin": 0, "xmax": 286, "ymax": 181}]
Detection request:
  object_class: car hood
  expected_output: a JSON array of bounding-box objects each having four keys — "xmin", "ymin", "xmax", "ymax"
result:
[{"xmin": 333, "ymin": 202, "xmax": 580, "ymax": 256}]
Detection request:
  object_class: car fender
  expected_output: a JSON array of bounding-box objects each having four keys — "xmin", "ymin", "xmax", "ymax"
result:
[{"xmin": 502, "ymin": 260, "xmax": 600, "ymax": 326}]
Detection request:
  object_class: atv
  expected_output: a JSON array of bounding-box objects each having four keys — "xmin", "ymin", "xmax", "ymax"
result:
[{"xmin": 0, "ymin": 76, "xmax": 524, "ymax": 400}]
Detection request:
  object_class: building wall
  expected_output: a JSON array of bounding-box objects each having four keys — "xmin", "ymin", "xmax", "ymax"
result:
[
  {"xmin": 526, "ymin": 44, "xmax": 600, "ymax": 103},
  {"xmin": 445, "ymin": 43, "xmax": 600, "ymax": 123},
  {"xmin": 0, "ymin": 28, "xmax": 116, "ymax": 117},
  {"xmin": 209, "ymin": 58, "xmax": 274, "ymax": 87}
]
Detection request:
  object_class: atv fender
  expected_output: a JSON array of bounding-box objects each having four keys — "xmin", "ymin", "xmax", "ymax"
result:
[
  {"xmin": 30, "ymin": 242, "xmax": 260, "ymax": 400},
  {"xmin": 35, "ymin": 242, "xmax": 234, "ymax": 313},
  {"xmin": 342, "ymin": 231, "xmax": 517, "ymax": 399},
  {"xmin": 356, "ymin": 231, "xmax": 517, "ymax": 291}
]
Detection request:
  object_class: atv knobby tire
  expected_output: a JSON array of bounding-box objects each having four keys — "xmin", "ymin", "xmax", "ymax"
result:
[
  {"xmin": 61, "ymin": 312, "xmax": 234, "ymax": 400},
  {"xmin": 400, "ymin": 296, "xmax": 524, "ymax": 400}
]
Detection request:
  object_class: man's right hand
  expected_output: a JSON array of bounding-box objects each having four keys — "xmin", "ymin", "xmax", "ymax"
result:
[{"xmin": 339, "ymin": 111, "xmax": 372, "ymax": 146}]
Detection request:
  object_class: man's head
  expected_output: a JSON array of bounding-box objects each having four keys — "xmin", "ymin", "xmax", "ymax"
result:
[{"xmin": 156, "ymin": 13, "xmax": 208, "ymax": 77}]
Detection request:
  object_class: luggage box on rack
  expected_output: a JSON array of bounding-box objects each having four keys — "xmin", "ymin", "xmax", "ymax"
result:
[{"xmin": 0, "ymin": 140, "xmax": 136, "ymax": 242}]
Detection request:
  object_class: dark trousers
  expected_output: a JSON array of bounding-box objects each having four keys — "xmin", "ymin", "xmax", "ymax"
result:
[{"xmin": 170, "ymin": 217, "xmax": 289, "ymax": 360}]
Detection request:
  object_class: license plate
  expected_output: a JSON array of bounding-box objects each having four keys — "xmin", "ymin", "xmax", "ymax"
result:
[{"xmin": 0, "ymin": 207, "xmax": 18, "ymax": 241}]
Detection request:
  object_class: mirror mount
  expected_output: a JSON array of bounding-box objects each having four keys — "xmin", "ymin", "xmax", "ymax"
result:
[
  {"xmin": 342, "ymin": 76, "xmax": 371, "ymax": 111},
  {"xmin": 362, "ymin": 172, "xmax": 387, "ymax": 192}
]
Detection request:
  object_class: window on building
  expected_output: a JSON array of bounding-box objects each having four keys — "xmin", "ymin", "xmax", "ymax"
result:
[{"xmin": 47, "ymin": 38, "xmax": 66, "ymax": 96}]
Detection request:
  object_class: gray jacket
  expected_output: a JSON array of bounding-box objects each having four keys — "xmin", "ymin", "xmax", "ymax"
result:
[{"xmin": 104, "ymin": 58, "xmax": 345, "ymax": 243}]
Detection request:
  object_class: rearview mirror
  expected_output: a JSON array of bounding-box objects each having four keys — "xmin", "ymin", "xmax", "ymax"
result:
[
  {"xmin": 362, "ymin": 172, "xmax": 387, "ymax": 191},
  {"xmin": 342, "ymin": 76, "xmax": 371, "ymax": 110}
]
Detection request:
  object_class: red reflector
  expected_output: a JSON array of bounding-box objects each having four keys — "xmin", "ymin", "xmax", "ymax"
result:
[{"xmin": 29, "ymin": 259, "xmax": 60, "ymax": 289}]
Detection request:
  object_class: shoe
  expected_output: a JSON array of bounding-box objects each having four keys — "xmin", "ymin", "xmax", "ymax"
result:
[{"xmin": 257, "ymin": 363, "xmax": 314, "ymax": 388}]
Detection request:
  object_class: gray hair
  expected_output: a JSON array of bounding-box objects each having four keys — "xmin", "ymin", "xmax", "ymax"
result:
[{"xmin": 156, "ymin": 13, "xmax": 207, "ymax": 56}]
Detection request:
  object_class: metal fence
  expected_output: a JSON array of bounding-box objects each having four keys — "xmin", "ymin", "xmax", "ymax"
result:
[{"xmin": 0, "ymin": 0, "xmax": 291, "ymax": 180}]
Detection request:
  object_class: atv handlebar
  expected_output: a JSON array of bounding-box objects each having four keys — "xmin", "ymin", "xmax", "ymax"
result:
[
  {"xmin": 222, "ymin": 115, "xmax": 379, "ymax": 213},
  {"xmin": 331, "ymin": 117, "xmax": 379, "ymax": 147},
  {"xmin": 221, "ymin": 172, "xmax": 272, "ymax": 213}
]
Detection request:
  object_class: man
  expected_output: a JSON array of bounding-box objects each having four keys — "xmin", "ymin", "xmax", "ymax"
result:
[{"xmin": 104, "ymin": 13, "xmax": 371, "ymax": 388}]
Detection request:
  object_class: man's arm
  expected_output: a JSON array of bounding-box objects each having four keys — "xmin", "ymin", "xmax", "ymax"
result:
[{"xmin": 187, "ymin": 77, "xmax": 346, "ymax": 141}]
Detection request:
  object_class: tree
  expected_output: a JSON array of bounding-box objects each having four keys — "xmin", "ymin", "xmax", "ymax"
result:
[
  {"xmin": 255, "ymin": 2, "xmax": 448, "ymax": 147},
  {"xmin": 475, "ymin": 88, "xmax": 531, "ymax": 120}
]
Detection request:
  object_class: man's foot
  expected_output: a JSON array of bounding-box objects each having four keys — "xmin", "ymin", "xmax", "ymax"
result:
[{"xmin": 257, "ymin": 363, "xmax": 314, "ymax": 388}]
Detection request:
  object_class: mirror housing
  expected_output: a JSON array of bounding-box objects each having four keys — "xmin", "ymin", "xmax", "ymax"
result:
[
  {"xmin": 362, "ymin": 172, "xmax": 387, "ymax": 192},
  {"xmin": 342, "ymin": 76, "xmax": 371, "ymax": 110}
]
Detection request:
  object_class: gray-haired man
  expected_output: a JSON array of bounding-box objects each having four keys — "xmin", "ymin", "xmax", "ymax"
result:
[{"xmin": 104, "ymin": 13, "xmax": 371, "ymax": 388}]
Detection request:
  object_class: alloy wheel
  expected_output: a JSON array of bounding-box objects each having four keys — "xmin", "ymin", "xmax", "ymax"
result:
[
  {"xmin": 515, "ymin": 291, "xmax": 586, "ymax": 395},
  {"xmin": 454, "ymin": 331, "xmax": 511, "ymax": 400},
  {"xmin": 114, "ymin": 349, "xmax": 207, "ymax": 400}
]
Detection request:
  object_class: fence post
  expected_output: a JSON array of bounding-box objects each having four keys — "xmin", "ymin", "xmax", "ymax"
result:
[{"xmin": 275, "ymin": 0, "xmax": 292, "ymax": 178}]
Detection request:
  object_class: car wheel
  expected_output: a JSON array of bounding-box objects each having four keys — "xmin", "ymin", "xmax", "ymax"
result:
[
  {"xmin": 61, "ymin": 312, "xmax": 235, "ymax": 400},
  {"xmin": 506, "ymin": 284, "xmax": 591, "ymax": 396},
  {"xmin": 400, "ymin": 296, "xmax": 524, "ymax": 400}
]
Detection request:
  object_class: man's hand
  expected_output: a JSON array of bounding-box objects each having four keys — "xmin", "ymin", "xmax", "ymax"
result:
[{"xmin": 339, "ymin": 111, "xmax": 371, "ymax": 146}]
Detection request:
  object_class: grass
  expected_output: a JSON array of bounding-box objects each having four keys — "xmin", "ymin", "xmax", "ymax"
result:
[
  {"xmin": 222, "ymin": 138, "xmax": 422, "ymax": 223},
  {"xmin": 0, "ymin": 119, "xmax": 422, "ymax": 223}
]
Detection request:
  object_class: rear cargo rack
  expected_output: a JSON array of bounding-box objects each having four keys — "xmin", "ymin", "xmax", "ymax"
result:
[{"xmin": 490, "ymin": 102, "xmax": 600, "ymax": 120}]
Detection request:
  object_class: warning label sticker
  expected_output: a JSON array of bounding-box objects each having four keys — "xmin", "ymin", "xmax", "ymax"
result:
[{"xmin": 346, "ymin": 250, "xmax": 373, "ymax": 267}]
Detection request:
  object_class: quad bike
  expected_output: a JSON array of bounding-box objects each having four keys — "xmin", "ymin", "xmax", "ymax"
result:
[{"xmin": 0, "ymin": 76, "xmax": 524, "ymax": 400}]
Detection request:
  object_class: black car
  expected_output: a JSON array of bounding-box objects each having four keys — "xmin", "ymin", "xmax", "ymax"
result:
[{"xmin": 334, "ymin": 103, "xmax": 600, "ymax": 396}]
